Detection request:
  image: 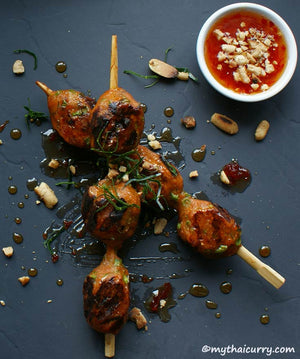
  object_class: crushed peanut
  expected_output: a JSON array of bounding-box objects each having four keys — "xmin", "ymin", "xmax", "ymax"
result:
[
  {"xmin": 154, "ymin": 218, "xmax": 168, "ymax": 235},
  {"xmin": 255, "ymin": 120, "xmax": 270, "ymax": 141},
  {"xmin": 213, "ymin": 24, "xmax": 279, "ymax": 92},
  {"xmin": 48, "ymin": 159, "xmax": 60, "ymax": 169},
  {"xmin": 34, "ymin": 182, "xmax": 58, "ymax": 209},
  {"xmin": 147, "ymin": 133, "xmax": 156, "ymax": 141},
  {"xmin": 129, "ymin": 307, "xmax": 148, "ymax": 330},
  {"xmin": 189, "ymin": 170, "xmax": 199, "ymax": 178},
  {"xmin": 220, "ymin": 170, "xmax": 230, "ymax": 185},
  {"xmin": 107, "ymin": 168, "xmax": 119, "ymax": 179},
  {"xmin": 119, "ymin": 165, "xmax": 127, "ymax": 173},
  {"xmin": 2, "ymin": 246, "xmax": 14, "ymax": 258},
  {"xmin": 69, "ymin": 165, "xmax": 76, "ymax": 175},
  {"xmin": 13, "ymin": 60, "xmax": 25, "ymax": 75},
  {"xmin": 148, "ymin": 140, "xmax": 162, "ymax": 150},
  {"xmin": 18, "ymin": 276, "xmax": 30, "ymax": 286},
  {"xmin": 181, "ymin": 116, "xmax": 196, "ymax": 129},
  {"xmin": 211, "ymin": 113, "xmax": 239, "ymax": 135},
  {"xmin": 0, "ymin": 300, "xmax": 6, "ymax": 306}
]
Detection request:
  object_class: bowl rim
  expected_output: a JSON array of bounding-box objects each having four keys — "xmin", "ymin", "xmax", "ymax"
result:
[{"xmin": 196, "ymin": 2, "xmax": 298, "ymax": 102}]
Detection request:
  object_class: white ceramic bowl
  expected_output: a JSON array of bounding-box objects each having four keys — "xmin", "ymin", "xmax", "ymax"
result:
[{"xmin": 196, "ymin": 2, "xmax": 298, "ymax": 102}]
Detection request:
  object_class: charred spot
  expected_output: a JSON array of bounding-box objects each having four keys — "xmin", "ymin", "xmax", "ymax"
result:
[
  {"xmin": 100, "ymin": 316, "xmax": 124, "ymax": 334},
  {"xmin": 214, "ymin": 204, "xmax": 234, "ymax": 223},
  {"xmin": 124, "ymin": 130, "xmax": 137, "ymax": 146},
  {"xmin": 109, "ymin": 208, "xmax": 126, "ymax": 222},
  {"xmin": 67, "ymin": 118, "xmax": 75, "ymax": 126},
  {"xmin": 219, "ymin": 115, "xmax": 233, "ymax": 124},
  {"xmin": 92, "ymin": 112, "xmax": 109, "ymax": 138},
  {"xmin": 81, "ymin": 191, "xmax": 95, "ymax": 220},
  {"xmin": 83, "ymin": 277, "xmax": 95, "ymax": 319}
]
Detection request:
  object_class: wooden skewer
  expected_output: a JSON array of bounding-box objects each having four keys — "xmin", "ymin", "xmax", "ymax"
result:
[
  {"xmin": 237, "ymin": 245, "xmax": 285, "ymax": 289},
  {"xmin": 110, "ymin": 34, "xmax": 118, "ymax": 89},
  {"xmin": 104, "ymin": 34, "xmax": 119, "ymax": 358},
  {"xmin": 105, "ymin": 333, "xmax": 115, "ymax": 358},
  {"xmin": 35, "ymin": 80, "xmax": 53, "ymax": 96}
]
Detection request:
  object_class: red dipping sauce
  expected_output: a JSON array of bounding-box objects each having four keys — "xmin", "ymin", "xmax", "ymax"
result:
[{"xmin": 204, "ymin": 10, "xmax": 287, "ymax": 94}]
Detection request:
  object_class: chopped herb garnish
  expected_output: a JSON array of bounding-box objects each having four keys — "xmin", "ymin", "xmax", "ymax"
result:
[
  {"xmin": 56, "ymin": 181, "xmax": 77, "ymax": 188},
  {"xmin": 124, "ymin": 47, "xmax": 198, "ymax": 87},
  {"xmin": 24, "ymin": 98, "xmax": 48, "ymax": 128},
  {"xmin": 43, "ymin": 225, "xmax": 65, "ymax": 254},
  {"xmin": 14, "ymin": 49, "xmax": 38, "ymax": 70}
]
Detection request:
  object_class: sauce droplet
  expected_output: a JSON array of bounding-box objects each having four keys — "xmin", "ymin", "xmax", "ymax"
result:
[
  {"xmin": 14, "ymin": 217, "xmax": 22, "ymax": 224},
  {"xmin": 8, "ymin": 185, "xmax": 17, "ymax": 194},
  {"xmin": 191, "ymin": 145, "xmax": 206, "ymax": 162},
  {"xmin": 10, "ymin": 128, "xmax": 22, "ymax": 140},
  {"xmin": 140, "ymin": 103, "xmax": 147, "ymax": 113},
  {"xmin": 259, "ymin": 245, "xmax": 271, "ymax": 258},
  {"xmin": 56, "ymin": 279, "xmax": 64, "ymax": 286},
  {"xmin": 18, "ymin": 202, "xmax": 25, "ymax": 209},
  {"xmin": 220, "ymin": 281, "xmax": 232, "ymax": 294},
  {"xmin": 178, "ymin": 292, "xmax": 188, "ymax": 300},
  {"xmin": 205, "ymin": 300, "xmax": 218, "ymax": 309},
  {"xmin": 189, "ymin": 283, "xmax": 209, "ymax": 297},
  {"xmin": 141, "ymin": 274, "xmax": 154, "ymax": 283},
  {"xmin": 222, "ymin": 160, "xmax": 251, "ymax": 186},
  {"xmin": 27, "ymin": 268, "xmax": 38, "ymax": 277},
  {"xmin": 26, "ymin": 178, "xmax": 38, "ymax": 191},
  {"xmin": 215, "ymin": 312, "xmax": 221, "ymax": 319},
  {"xmin": 13, "ymin": 232, "xmax": 23, "ymax": 244},
  {"xmin": 159, "ymin": 242, "xmax": 179, "ymax": 254},
  {"xmin": 51, "ymin": 252, "xmax": 59, "ymax": 263},
  {"xmin": 144, "ymin": 282, "xmax": 177, "ymax": 322},
  {"xmin": 164, "ymin": 106, "xmax": 174, "ymax": 117},
  {"xmin": 55, "ymin": 61, "xmax": 67, "ymax": 73},
  {"xmin": 260, "ymin": 314, "xmax": 270, "ymax": 324}
]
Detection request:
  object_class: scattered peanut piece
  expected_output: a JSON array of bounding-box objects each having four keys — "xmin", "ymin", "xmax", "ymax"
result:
[
  {"xmin": 129, "ymin": 307, "xmax": 148, "ymax": 330},
  {"xmin": 147, "ymin": 133, "xmax": 156, "ymax": 141},
  {"xmin": 18, "ymin": 276, "xmax": 30, "ymax": 286},
  {"xmin": 177, "ymin": 71, "xmax": 189, "ymax": 81},
  {"xmin": 149, "ymin": 58, "xmax": 178, "ymax": 79},
  {"xmin": 0, "ymin": 139, "xmax": 3, "ymax": 145},
  {"xmin": 119, "ymin": 165, "xmax": 127, "ymax": 173},
  {"xmin": 13, "ymin": 60, "xmax": 25, "ymax": 75},
  {"xmin": 220, "ymin": 170, "xmax": 230, "ymax": 185},
  {"xmin": 255, "ymin": 120, "xmax": 270, "ymax": 141},
  {"xmin": 122, "ymin": 173, "xmax": 129, "ymax": 182},
  {"xmin": 69, "ymin": 165, "xmax": 76, "ymax": 175},
  {"xmin": 148, "ymin": 140, "xmax": 162, "ymax": 150},
  {"xmin": 181, "ymin": 116, "xmax": 196, "ymax": 129},
  {"xmin": 211, "ymin": 113, "xmax": 239, "ymax": 135},
  {"xmin": 0, "ymin": 300, "xmax": 6, "ymax": 306},
  {"xmin": 154, "ymin": 218, "xmax": 168, "ymax": 235},
  {"xmin": 2, "ymin": 246, "xmax": 14, "ymax": 258},
  {"xmin": 34, "ymin": 182, "xmax": 58, "ymax": 209},
  {"xmin": 48, "ymin": 159, "xmax": 60, "ymax": 169},
  {"xmin": 107, "ymin": 168, "xmax": 119, "ymax": 179},
  {"xmin": 189, "ymin": 170, "xmax": 199, "ymax": 178}
]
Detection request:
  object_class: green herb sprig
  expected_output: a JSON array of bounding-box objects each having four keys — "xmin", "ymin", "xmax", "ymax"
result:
[
  {"xmin": 124, "ymin": 47, "xmax": 198, "ymax": 87},
  {"xmin": 24, "ymin": 98, "xmax": 48, "ymax": 128},
  {"xmin": 14, "ymin": 49, "xmax": 38, "ymax": 70}
]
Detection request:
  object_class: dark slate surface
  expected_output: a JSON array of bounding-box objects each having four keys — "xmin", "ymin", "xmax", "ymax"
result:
[{"xmin": 0, "ymin": 1, "xmax": 299, "ymax": 358}]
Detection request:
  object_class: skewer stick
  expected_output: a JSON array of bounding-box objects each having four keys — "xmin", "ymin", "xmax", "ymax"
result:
[
  {"xmin": 104, "ymin": 35, "xmax": 119, "ymax": 358},
  {"xmin": 110, "ymin": 35, "xmax": 118, "ymax": 89},
  {"xmin": 35, "ymin": 81, "xmax": 53, "ymax": 96},
  {"xmin": 237, "ymin": 245, "xmax": 285, "ymax": 289},
  {"xmin": 105, "ymin": 333, "xmax": 115, "ymax": 358}
]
